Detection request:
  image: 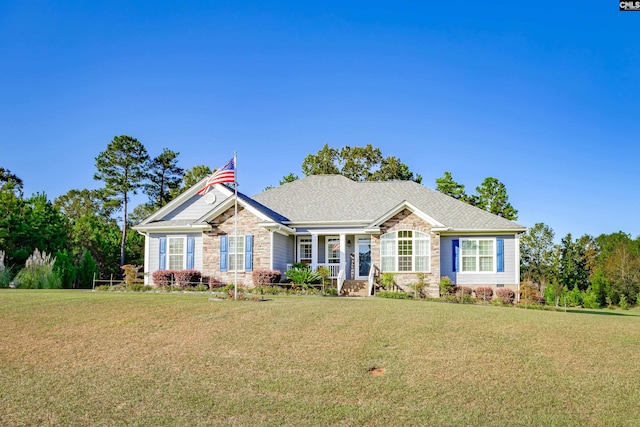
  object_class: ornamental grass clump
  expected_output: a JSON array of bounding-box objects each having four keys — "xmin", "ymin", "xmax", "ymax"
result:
[
  {"xmin": 284, "ymin": 265, "xmax": 321, "ymax": 285},
  {"xmin": 15, "ymin": 249, "xmax": 61, "ymax": 289}
]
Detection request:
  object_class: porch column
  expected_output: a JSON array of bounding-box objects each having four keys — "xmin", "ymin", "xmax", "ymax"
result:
[
  {"xmin": 311, "ymin": 234, "xmax": 318, "ymax": 271},
  {"xmin": 339, "ymin": 234, "xmax": 346, "ymax": 273}
]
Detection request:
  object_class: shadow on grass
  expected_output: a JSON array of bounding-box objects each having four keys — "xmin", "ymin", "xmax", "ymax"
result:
[{"xmin": 561, "ymin": 308, "xmax": 640, "ymax": 317}]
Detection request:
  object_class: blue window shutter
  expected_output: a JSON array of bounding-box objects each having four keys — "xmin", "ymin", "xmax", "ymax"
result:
[
  {"xmin": 452, "ymin": 239, "xmax": 459, "ymax": 272},
  {"xmin": 497, "ymin": 238, "xmax": 505, "ymax": 273},
  {"xmin": 220, "ymin": 235, "xmax": 228, "ymax": 271},
  {"xmin": 245, "ymin": 235, "xmax": 253, "ymax": 271},
  {"xmin": 186, "ymin": 236, "xmax": 195, "ymax": 269},
  {"xmin": 159, "ymin": 237, "xmax": 166, "ymax": 270}
]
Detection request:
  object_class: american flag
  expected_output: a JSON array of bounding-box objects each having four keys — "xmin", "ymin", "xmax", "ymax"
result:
[{"xmin": 197, "ymin": 158, "xmax": 235, "ymax": 195}]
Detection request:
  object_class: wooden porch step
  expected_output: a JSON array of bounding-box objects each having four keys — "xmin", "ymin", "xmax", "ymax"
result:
[{"xmin": 341, "ymin": 280, "xmax": 369, "ymax": 297}]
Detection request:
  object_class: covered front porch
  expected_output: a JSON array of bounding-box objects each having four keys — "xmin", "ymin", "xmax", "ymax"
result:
[{"xmin": 288, "ymin": 232, "xmax": 377, "ymax": 296}]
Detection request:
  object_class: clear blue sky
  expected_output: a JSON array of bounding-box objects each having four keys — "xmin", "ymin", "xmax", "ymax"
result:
[{"xmin": 1, "ymin": 1, "xmax": 638, "ymax": 241}]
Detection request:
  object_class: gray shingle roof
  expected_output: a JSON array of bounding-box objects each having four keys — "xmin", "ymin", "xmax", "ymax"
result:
[{"xmin": 252, "ymin": 175, "xmax": 525, "ymax": 231}]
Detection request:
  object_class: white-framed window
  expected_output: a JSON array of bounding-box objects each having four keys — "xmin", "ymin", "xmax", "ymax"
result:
[
  {"xmin": 228, "ymin": 235, "xmax": 245, "ymax": 272},
  {"xmin": 461, "ymin": 238, "xmax": 495, "ymax": 273},
  {"xmin": 168, "ymin": 237, "xmax": 185, "ymax": 270},
  {"xmin": 326, "ymin": 236, "xmax": 340, "ymax": 264},
  {"xmin": 298, "ymin": 237, "xmax": 312, "ymax": 264},
  {"xmin": 380, "ymin": 230, "xmax": 430, "ymax": 272}
]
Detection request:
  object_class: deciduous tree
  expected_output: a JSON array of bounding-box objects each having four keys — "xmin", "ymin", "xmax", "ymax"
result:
[
  {"xmin": 302, "ymin": 144, "xmax": 420, "ymax": 182},
  {"xmin": 603, "ymin": 239, "xmax": 640, "ymax": 303},
  {"xmin": 302, "ymin": 144, "xmax": 339, "ymax": 176},
  {"xmin": 520, "ymin": 222, "xmax": 555, "ymax": 290}
]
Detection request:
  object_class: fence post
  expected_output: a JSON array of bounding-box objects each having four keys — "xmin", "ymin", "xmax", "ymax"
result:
[{"xmin": 92, "ymin": 272, "xmax": 96, "ymax": 290}]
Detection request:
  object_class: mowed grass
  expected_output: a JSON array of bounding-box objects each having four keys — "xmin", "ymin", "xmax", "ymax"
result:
[{"xmin": 1, "ymin": 291, "xmax": 640, "ymax": 426}]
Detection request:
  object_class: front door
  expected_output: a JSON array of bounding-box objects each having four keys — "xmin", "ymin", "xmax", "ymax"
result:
[{"xmin": 355, "ymin": 236, "xmax": 371, "ymax": 280}]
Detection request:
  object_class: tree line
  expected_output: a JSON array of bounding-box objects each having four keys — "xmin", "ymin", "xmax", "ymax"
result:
[
  {"xmin": 0, "ymin": 135, "xmax": 211, "ymax": 287},
  {"xmin": 520, "ymin": 224, "xmax": 640, "ymax": 308},
  {"xmin": 2, "ymin": 139, "xmax": 637, "ymax": 302}
]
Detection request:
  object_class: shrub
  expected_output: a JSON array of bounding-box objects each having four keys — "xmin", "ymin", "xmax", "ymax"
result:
[
  {"xmin": 15, "ymin": 249, "xmax": 61, "ymax": 289},
  {"xmin": 253, "ymin": 285, "xmax": 282, "ymax": 295},
  {"xmin": 324, "ymin": 286, "xmax": 339, "ymax": 297},
  {"xmin": 440, "ymin": 294, "xmax": 459, "ymax": 303},
  {"xmin": 128, "ymin": 283, "xmax": 151, "ymax": 292},
  {"xmin": 460, "ymin": 295, "xmax": 474, "ymax": 304},
  {"xmin": 152, "ymin": 270, "xmax": 173, "ymax": 287},
  {"xmin": 439, "ymin": 276, "xmax": 453, "ymax": 296},
  {"xmin": 411, "ymin": 273, "xmax": 427, "ymax": 298},
  {"xmin": 317, "ymin": 265, "xmax": 331, "ymax": 280},
  {"xmin": 582, "ymin": 289, "xmax": 601, "ymax": 309},
  {"xmin": 252, "ymin": 270, "xmax": 282, "ymax": 286},
  {"xmin": 378, "ymin": 272, "xmax": 396, "ymax": 290},
  {"xmin": 491, "ymin": 297, "xmax": 504, "ymax": 306},
  {"xmin": 54, "ymin": 250, "xmax": 76, "ymax": 289},
  {"xmin": 220, "ymin": 283, "xmax": 246, "ymax": 293},
  {"xmin": 564, "ymin": 286, "xmax": 583, "ymax": 307},
  {"xmin": 121, "ymin": 265, "xmax": 143, "ymax": 286},
  {"xmin": 519, "ymin": 281, "xmax": 543, "ymax": 305},
  {"xmin": 76, "ymin": 251, "xmax": 98, "ymax": 289},
  {"xmin": 543, "ymin": 284, "xmax": 557, "ymax": 306},
  {"xmin": 448, "ymin": 286, "xmax": 472, "ymax": 299},
  {"xmin": 284, "ymin": 266, "xmax": 321, "ymax": 285},
  {"xmin": 173, "ymin": 269, "xmax": 202, "ymax": 288},
  {"xmin": 475, "ymin": 287, "xmax": 493, "ymax": 302},
  {"xmin": 619, "ymin": 295, "xmax": 629, "ymax": 310},
  {"xmin": 376, "ymin": 290, "xmax": 413, "ymax": 299},
  {"xmin": 495, "ymin": 288, "xmax": 515, "ymax": 304},
  {"xmin": 206, "ymin": 276, "xmax": 224, "ymax": 288},
  {"xmin": 0, "ymin": 264, "xmax": 13, "ymax": 288}
]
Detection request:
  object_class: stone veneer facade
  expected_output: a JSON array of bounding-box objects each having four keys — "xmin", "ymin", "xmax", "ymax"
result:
[
  {"xmin": 372, "ymin": 209, "xmax": 441, "ymax": 297},
  {"xmin": 202, "ymin": 206, "xmax": 271, "ymax": 288}
]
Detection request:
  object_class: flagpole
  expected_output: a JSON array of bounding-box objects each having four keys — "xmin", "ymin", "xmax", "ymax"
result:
[{"xmin": 234, "ymin": 151, "xmax": 238, "ymax": 301}]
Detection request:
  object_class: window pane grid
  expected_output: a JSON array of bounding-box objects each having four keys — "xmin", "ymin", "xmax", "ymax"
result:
[
  {"xmin": 379, "ymin": 230, "xmax": 429, "ymax": 273},
  {"xmin": 168, "ymin": 238, "xmax": 184, "ymax": 270},
  {"xmin": 461, "ymin": 240, "xmax": 477, "ymax": 256},
  {"xmin": 415, "ymin": 256, "xmax": 429, "ymax": 271},
  {"xmin": 479, "ymin": 240, "xmax": 493, "ymax": 256},
  {"xmin": 398, "ymin": 256, "xmax": 412, "ymax": 271},
  {"xmin": 461, "ymin": 239, "xmax": 494, "ymax": 272},
  {"xmin": 229, "ymin": 235, "xmax": 245, "ymax": 272},
  {"xmin": 462, "ymin": 257, "xmax": 476, "ymax": 271}
]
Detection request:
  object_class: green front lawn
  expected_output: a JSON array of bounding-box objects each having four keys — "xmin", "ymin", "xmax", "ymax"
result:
[{"xmin": 1, "ymin": 290, "xmax": 639, "ymax": 426}]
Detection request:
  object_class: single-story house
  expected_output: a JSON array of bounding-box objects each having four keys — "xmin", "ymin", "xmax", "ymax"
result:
[{"xmin": 134, "ymin": 174, "xmax": 526, "ymax": 296}]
